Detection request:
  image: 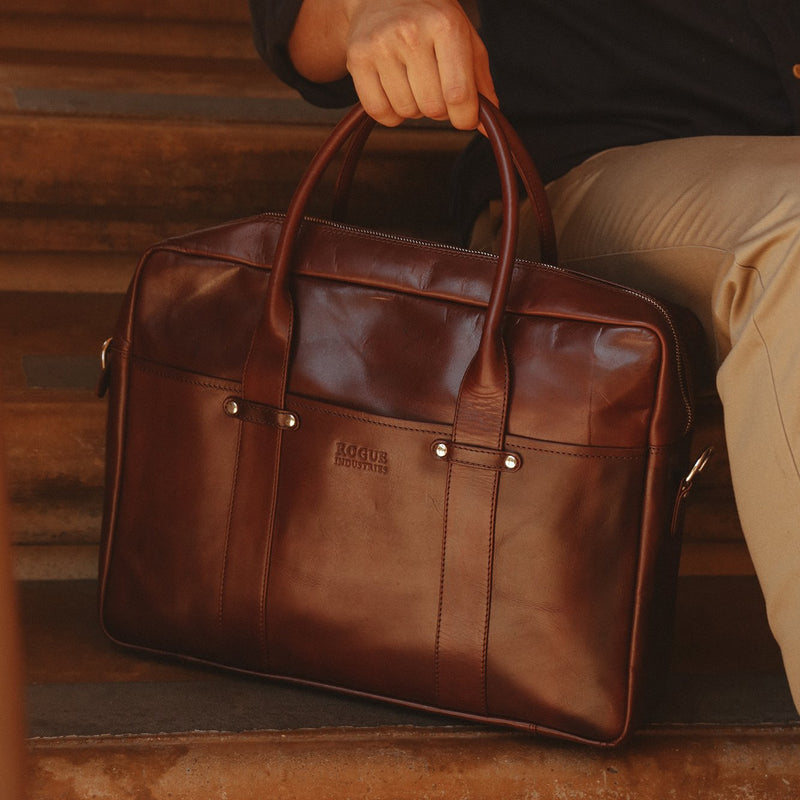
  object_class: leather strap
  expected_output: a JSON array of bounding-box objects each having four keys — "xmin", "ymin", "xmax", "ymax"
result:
[
  {"xmin": 232, "ymin": 99, "xmax": 555, "ymax": 676},
  {"xmin": 433, "ymin": 102, "xmax": 516, "ymax": 713}
]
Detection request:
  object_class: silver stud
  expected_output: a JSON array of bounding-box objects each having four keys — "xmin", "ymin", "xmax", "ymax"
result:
[
  {"xmin": 504, "ymin": 453, "xmax": 519, "ymax": 471},
  {"xmin": 434, "ymin": 442, "xmax": 449, "ymax": 459},
  {"xmin": 224, "ymin": 399, "xmax": 239, "ymax": 416},
  {"xmin": 284, "ymin": 413, "xmax": 298, "ymax": 429}
]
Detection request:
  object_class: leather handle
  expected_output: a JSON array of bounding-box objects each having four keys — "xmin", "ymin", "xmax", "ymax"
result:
[
  {"xmin": 242, "ymin": 98, "xmax": 540, "ymax": 422},
  {"xmin": 332, "ymin": 110, "xmax": 558, "ymax": 267}
]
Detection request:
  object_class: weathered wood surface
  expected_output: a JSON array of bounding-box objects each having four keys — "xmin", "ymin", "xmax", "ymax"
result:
[{"xmin": 22, "ymin": 578, "xmax": 798, "ymax": 798}]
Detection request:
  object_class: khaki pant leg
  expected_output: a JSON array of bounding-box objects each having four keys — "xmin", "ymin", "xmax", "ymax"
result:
[{"xmin": 473, "ymin": 135, "xmax": 800, "ymax": 711}]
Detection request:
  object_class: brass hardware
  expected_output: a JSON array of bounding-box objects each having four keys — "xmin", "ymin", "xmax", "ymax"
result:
[
  {"xmin": 682, "ymin": 446, "xmax": 714, "ymax": 489},
  {"xmin": 100, "ymin": 338, "xmax": 113, "ymax": 372},
  {"xmin": 279, "ymin": 411, "xmax": 299, "ymax": 429},
  {"xmin": 431, "ymin": 439, "xmax": 521, "ymax": 472},
  {"xmin": 223, "ymin": 396, "xmax": 299, "ymax": 430}
]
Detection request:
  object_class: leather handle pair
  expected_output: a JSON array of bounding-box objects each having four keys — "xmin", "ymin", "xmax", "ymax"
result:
[
  {"xmin": 331, "ymin": 108, "xmax": 558, "ymax": 268},
  {"xmin": 243, "ymin": 98, "xmax": 556, "ymax": 427}
]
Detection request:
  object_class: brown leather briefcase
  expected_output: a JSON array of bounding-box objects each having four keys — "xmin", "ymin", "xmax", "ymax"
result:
[{"xmin": 98, "ymin": 99, "xmax": 705, "ymax": 746}]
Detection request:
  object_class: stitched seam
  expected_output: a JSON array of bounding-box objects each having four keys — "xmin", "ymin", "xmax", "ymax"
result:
[
  {"xmin": 513, "ymin": 442, "xmax": 646, "ymax": 460},
  {"xmin": 259, "ymin": 429, "xmax": 283, "ymax": 670},
  {"xmin": 737, "ymin": 260, "xmax": 800, "ymax": 483},
  {"xmin": 449, "ymin": 457, "xmax": 503, "ymax": 471},
  {"xmin": 131, "ymin": 358, "xmax": 239, "ymax": 393},
  {"xmin": 561, "ymin": 243, "xmax": 733, "ymax": 263},
  {"xmin": 481, "ymin": 471, "xmax": 499, "ymax": 715},
  {"xmin": 218, "ymin": 418, "xmax": 243, "ymax": 628},
  {"xmin": 291, "ymin": 399, "xmax": 450, "ymax": 437},
  {"xmin": 434, "ymin": 464, "xmax": 454, "ymax": 703}
]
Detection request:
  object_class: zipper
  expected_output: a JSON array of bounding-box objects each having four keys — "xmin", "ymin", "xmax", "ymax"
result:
[{"xmin": 281, "ymin": 213, "xmax": 695, "ymax": 434}]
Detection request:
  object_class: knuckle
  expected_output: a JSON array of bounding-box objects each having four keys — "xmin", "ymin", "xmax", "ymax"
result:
[
  {"xmin": 417, "ymin": 97, "xmax": 448, "ymax": 119},
  {"xmin": 359, "ymin": 96, "xmax": 404, "ymax": 126},
  {"xmin": 394, "ymin": 99, "xmax": 422, "ymax": 119},
  {"xmin": 430, "ymin": 6, "xmax": 469, "ymax": 41},
  {"xmin": 394, "ymin": 18, "xmax": 424, "ymax": 51},
  {"xmin": 443, "ymin": 82, "xmax": 471, "ymax": 106},
  {"xmin": 345, "ymin": 46, "xmax": 371, "ymax": 73}
]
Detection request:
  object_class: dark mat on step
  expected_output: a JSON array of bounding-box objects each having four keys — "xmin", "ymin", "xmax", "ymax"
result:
[
  {"xmin": 26, "ymin": 670, "xmax": 798, "ymax": 739},
  {"xmin": 26, "ymin": 679, "xmax": 459, "ymax": 738},
  {"xmin": 21, "ymin": 578, "xmax": 800, "ymax": 738}
]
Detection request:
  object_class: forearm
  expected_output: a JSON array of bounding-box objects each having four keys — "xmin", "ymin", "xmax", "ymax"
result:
[{"xmin": 288, "ymin": 0, "xmax": 352, "ymax": 84}]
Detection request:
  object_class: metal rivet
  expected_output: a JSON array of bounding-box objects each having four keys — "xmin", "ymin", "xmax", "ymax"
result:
[
  {"xmin": 285, "ymin": 413, "xmax": 298, "ymax": 429},
  {"xmin": 504, "ymin": 454, "xmax": 519, "ymax": 471},
  {"xmin": 224, "ymin": 399, "xmax": 239, "ymax": 416},
  {"xmin": 434, "ymin": 442, "xmax": 449, "ymax": 459}
]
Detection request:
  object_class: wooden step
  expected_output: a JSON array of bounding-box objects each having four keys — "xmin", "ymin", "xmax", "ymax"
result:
[
  {"xmin": 0, "ymin": 14, "xmax": 257, "ymax": 60},
  {"xmin": 25, "ymin": 727, "xmax": 800, "ymax": 800},
  {"xmin": 0, "ymin": 253, "xmax": 135, "ymax": 293},
  {"xmin": 0, "ymin": 208, "xmax": 216, "ymax": 255},
  {"xmin": 21, "ymin": 578, "xmax": 800, "ymax": 797},
  {"xmin": 2, "ymin": 0, "xmax": 251, "ymax": 22},
  {"xmin": 1, "ymin": 53, "xmax": 284, "ymax": 106},
  {"xmin": 0, "ymin": 115, "xmax": 468, "ymax": 249},
  {"xmin": 0, "ymin": 11, "xmax": 471, "ymax": 251},
  {"xmin": 0, "ymin": 291, "xmax": 119, "ymax": 561}
]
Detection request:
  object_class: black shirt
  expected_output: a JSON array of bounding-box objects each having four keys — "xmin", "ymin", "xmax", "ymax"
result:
[{"xmin": 250, "ymin": 0, "xmax": 799, "ymax": 231}]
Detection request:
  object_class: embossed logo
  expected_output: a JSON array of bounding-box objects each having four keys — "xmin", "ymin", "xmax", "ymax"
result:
[{"xmin": 334, "ymin": 441, "xmax": 389, "ymax": 475}]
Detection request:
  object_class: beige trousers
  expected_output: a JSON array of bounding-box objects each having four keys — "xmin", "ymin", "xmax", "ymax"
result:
[{"xmin": 472, "ymin": 135, "xmax": 800, "ymax": 712}]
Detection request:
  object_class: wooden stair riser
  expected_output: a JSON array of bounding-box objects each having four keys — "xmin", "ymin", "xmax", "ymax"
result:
[
  {"xmin": 25, "ymin": 728, "xmax": 800, "ymax": 800},
  {"xmin": 1, "ymin": 1, "xmax": 252, "ymax": 22},
  {"xmin": 1, "ymin": 117, "xmax": 467, "ymax": 244},
  {"xmin": 0, "ymin": 16, "xmax": 257, "ymax": 60}
]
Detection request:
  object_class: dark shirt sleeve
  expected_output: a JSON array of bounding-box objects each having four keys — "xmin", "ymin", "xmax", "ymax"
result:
[{"xmin": 249, "ymin": 0, "xmax": 358, "ymax": 108}]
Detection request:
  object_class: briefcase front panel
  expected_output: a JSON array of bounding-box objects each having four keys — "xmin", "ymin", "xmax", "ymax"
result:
[{"xmin": 100, "ymin": 216, "xmax": 691, "ymax": 745}]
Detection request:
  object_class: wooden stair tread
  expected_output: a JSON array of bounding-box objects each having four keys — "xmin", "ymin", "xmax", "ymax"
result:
[
  {"xmin": 24, "ymin": 726, "xmax": 800, "ymax": 800},
  {"xmin": 2, "ymin": 1, "xmax": 251, "ymax": 22},
  {"xmin": 0, "ymin": 115, "xmax": 468, "ymax": 251},
  {"xmin": 0, "ymin": 53, "xmax": 297, "ymax": 108},
  {"xmin": 0, "ymin": 14, "xmax": 258, "ymax": 60},
  {"xmin": 22, "ymin": 578, "xmax": 800, "ymax": 800},
  {"xmin": 0, "ymin": 253, "xmax": 136, "ymax": 294},
  {"xmin": 22, "ymin": 577, "xmax": 797, "ymax": 739}
]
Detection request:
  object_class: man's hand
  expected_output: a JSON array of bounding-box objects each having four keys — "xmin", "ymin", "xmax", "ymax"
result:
[{"xmin": 289, "ymin": 0, "xmax": 498, "ymax": 131}]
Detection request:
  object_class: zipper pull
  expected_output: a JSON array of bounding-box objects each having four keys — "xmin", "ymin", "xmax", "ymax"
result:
[
  {"xmin": 96, "ymin": 338, "xmax": 113, "ymax": 398},
  {"xmin": 670, "ymin": 446, "xmax": 714, "ymax": 537}
]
